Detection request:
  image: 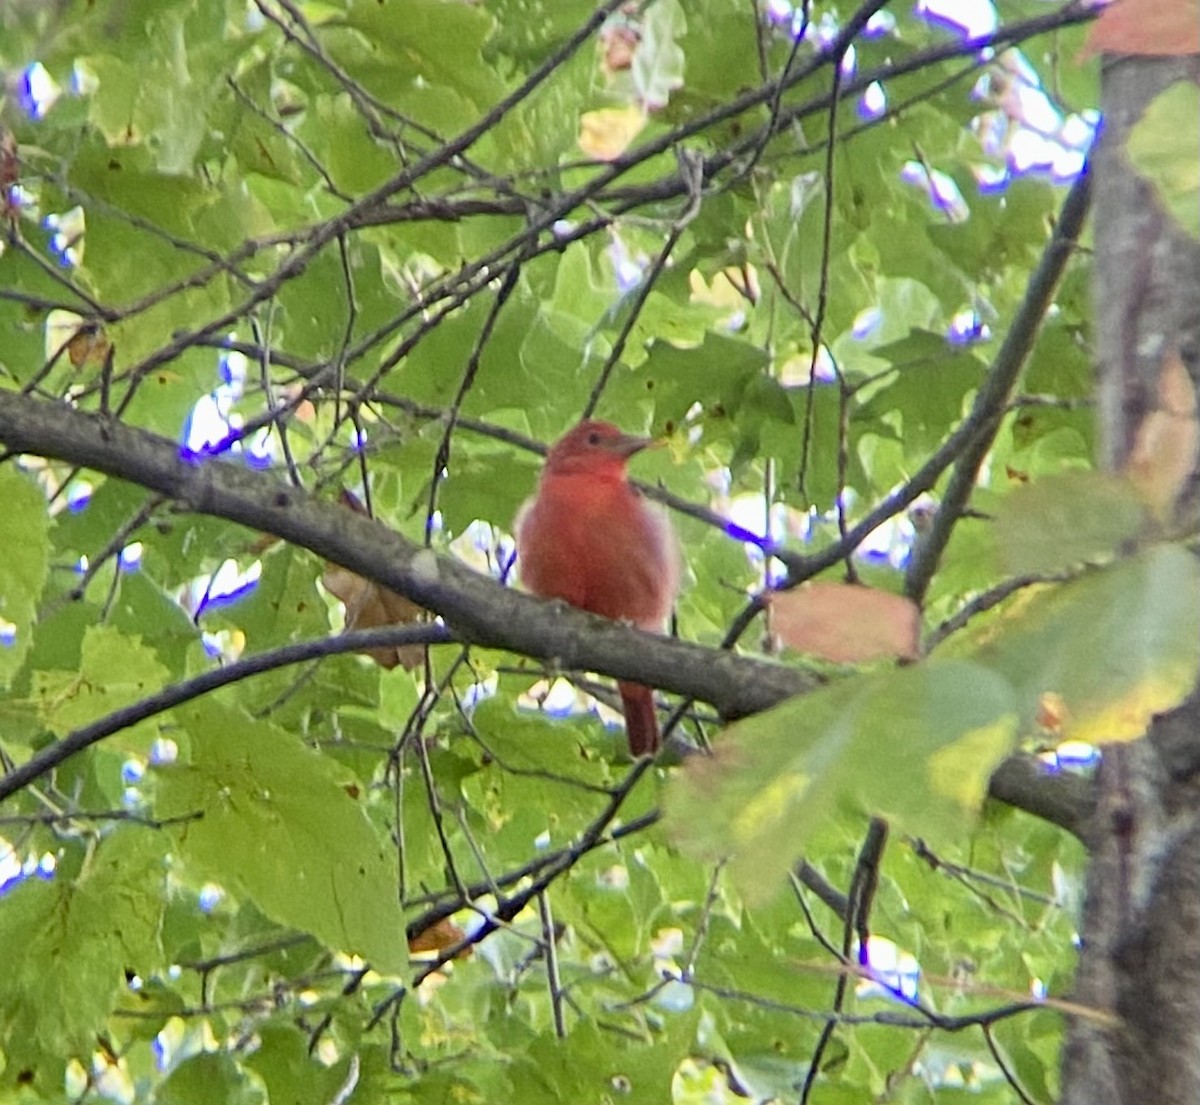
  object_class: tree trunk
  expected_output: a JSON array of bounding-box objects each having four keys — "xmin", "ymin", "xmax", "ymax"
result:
[{"xmin": 1061, "ymin": 50, "xmax": 1200, "ymax": 1105}]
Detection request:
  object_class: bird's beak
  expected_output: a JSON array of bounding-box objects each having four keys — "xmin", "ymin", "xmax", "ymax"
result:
[{"xmin": 610, "ymin": 432, "xmax": 657, "ymax": 458}]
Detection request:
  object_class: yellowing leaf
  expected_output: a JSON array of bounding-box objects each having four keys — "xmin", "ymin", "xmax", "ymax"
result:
[
  {"xmin": 31, "ymin": 625, "xmax": 170, "ymax": 744},
  {"xmin": 766, "ymin": 582, "xmax": 921, "ymax": 663},
  {"xmin": 951, "ymin": 545, "xmax": 1200, "ymax": 743},
  {"xmin": 1124, "ymin": 347, "xmax": 1200, "ymax": 521},
  {"xmin": 729, "ymin": 770, "xmax": 812, "ymax": 852},
  {"xmin": 994, "ymin": 471, "xmax": 1145, "ymax": 575},
  {"xmin": 1064, "ymin": 671, "xmax": 1198, "ymax": 744},
  {"xmin": 578, "ymin": 106, "xmax": 647, "ymax": 160},
  {"xmin": 0, "ymin": 829, "xmax": 166, "ymax": 1071},
  {"xmin": 665, "ymin": 661, "xmax": 1016, "ymax": 902},
  {"xmin": 927, "ymin": 719, "xmax": 1015, "ymax": 808}
]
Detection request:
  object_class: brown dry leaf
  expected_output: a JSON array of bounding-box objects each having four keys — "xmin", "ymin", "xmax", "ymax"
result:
[
  {"xmin": 1082, "ymin": 0, "xmax": 1200, "ymax": 58},
  {"xmin": 322, "ymin": 490, "xmax": 428, "ymax": 670},
  {"xmin": 0, "ymin": 129, "xmax": 16, "ymax": 190},
  {"xmin": 1, "ymin": 129, "xmax": 18, "ymax": 225},
  {"xmin": 408, "ymin": 917, "xmax": 471, "ymax": 959},
  {"xmin": 66, "ymin": 322, "xmax": 112, "ymax": 369},
  {"xmin": 578, "ymin": 105, "xmax": 646, "ymax": 160},
  {"xmin": 766, "ymin": 583, "xmax": 921, "ymax": 664},
  {"xmin": 247, "ymin": 532, "xmax": 282, "ymax": 556},
  {"xmin": 601, "ymin": 22, "xmax": 640, "ymax": 73},
  {"xmin": 279, "ymin": 382, "xmax": 316, "ymax": 423},
  {"xmin": 1124, "ymin": 347, "xmax": 1199, "ymax": 521}
]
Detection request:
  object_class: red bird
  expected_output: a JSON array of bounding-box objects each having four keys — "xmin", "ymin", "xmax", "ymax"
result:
[{"xmin": 516, "ymin": 421, "xmax": 679, "ymax": 756}]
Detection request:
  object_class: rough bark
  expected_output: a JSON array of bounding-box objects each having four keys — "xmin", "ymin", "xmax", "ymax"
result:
[{"xmin": 1061, "ymin": 50, "xmax": 1200, "ymax": 1105}]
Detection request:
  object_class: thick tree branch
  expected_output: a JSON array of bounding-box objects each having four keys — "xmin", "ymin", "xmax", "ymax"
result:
[
  {"xmin": 0, "ymin": 392, "xmax": 1096, "ymax": 837},
  {"xmin": 0, "ymin": 392, "xmax": 807, "ymax": 720},
  {"xmin": 987, "ymin": 753, "xmax": 1094, "ymax": 841}
]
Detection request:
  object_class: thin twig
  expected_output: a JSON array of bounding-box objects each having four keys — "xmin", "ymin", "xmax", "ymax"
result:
[
  {"xmin": 800, "ymin": 817, "xmax": 888, "ymax": 1104},
  {"xmin": 0, "ymin": 624, "xmax": 453, "ymax": 802},
  {"xmin": 425, "ymin": 262, "xmax": 523, "ymax": 544},
  {"xmin": 538, "ymin": 891, "xmax": 568, "ymax": 1038},
  {"xmin": 582, "ymin": 147, "xmax": 705, "ymax": 420}
]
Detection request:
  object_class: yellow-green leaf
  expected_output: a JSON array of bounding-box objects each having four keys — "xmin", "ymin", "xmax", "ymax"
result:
[
  {"xmin": 30, "ymin": 624, "xmax": 170, "ymax": 743},
  {"xmin": 954, "ymin": 544, "xmax": 1200, "ymax": 742},
  {"xmin": 0, "ymin": 828, "xmax": 165, "ymax": 1073},
  {"xmin": 664, "ymin": 661, "xmax": 1017, "ymax": 901},
  {"xmin": 994, "ymin": 471, "xmax": 1145, "ymax": 575}
]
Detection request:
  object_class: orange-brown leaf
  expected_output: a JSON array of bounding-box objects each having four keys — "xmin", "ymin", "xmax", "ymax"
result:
[
  {"xmin": 601, "ymin": 22, "xmax": 640, "ymax": 74},
  {"xmin": 323, "ymin": 564, "xmax": 427, "ymax": 670},
  {"xmin": 66, "ymin": 323, "xmax": 112, "ymax": 369},
  {"xmin": 0, "ymin": 129, "xmax": 18, "ymax": 225},
  {"xmin": 767, "ymin": 583, "xmax": 921, "ymax": 664},
  {"xmin": 1036, "ymin": 691, "xmax": 1068, "ymax": 735},
  {"xmin": 0, "ymin": 129, "xmax": 17, "ymax": 190},
  {"xmin": 1082, "ymin": 0, "xmax": 1200, "ymax": 58},
  {"xmin": 407, "ymin": 917, "xmax": 471, "ymax": 958},
  {"xmin": 1124, "ymin": 347, "xmax": 1199, "ymax": 521},
  {"xmin": 323, "ymin": 490, "xmax": 428, "ymax": 670}
]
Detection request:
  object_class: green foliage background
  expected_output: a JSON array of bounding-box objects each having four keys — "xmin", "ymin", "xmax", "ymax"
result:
[{"xmin": 0, "ymin": 1, "xmax": 1192, "ymax": 1103}]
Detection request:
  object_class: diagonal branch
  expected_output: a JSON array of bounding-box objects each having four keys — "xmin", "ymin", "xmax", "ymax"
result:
[
  {"xmin": 0, "ymin": 391, "xmax": 1095, "ymax": 837},
  {"xmin": 0, "ymin": 390, "xmax": 808, "ymax": 720},
  {"xmin": 904, "ymin": 164, "xmax": 1094, "ymax": 604}
]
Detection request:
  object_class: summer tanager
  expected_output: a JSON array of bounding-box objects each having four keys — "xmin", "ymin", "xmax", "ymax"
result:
[{"xmin": 516, "ymin": 421, "xmax": 679, "ymax": 756}]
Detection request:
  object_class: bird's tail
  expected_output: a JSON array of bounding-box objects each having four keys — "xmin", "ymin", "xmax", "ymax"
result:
[{"xmin": 618, "ymin": 681, "xmax": 660, "ymax": 757}]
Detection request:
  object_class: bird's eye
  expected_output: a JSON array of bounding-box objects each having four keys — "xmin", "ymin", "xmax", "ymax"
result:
[{"xmin": 586, "ymin": 431, "xmax": 602, "ymax": 445}]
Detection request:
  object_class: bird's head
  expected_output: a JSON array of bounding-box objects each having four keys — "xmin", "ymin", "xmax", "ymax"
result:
[{"xmin": 543, "ymin": 420, "xmax": 656, "ymax": 478}]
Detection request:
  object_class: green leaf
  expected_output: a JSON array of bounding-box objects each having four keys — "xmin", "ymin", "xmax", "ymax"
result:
[
  {"xmin": 623, "ymin": 0, "xmax": 687, "ymax": 110},
  {"xmin": 30, "ymin": 624, "xmax": 171, "ymax": 742},
  {"xmin": 1128, "ymin": 81, "xmax": 1200, "ymax": 240},
  {"xmin": 157, "ymin": 1052, "xmax": 265, "ymax": 1105},
  {"xmin": 438, "ymin": 441, "xmax": 541, "ymax": 533},
  {"xmin": 0, "ymin": 467, "xmax": 49, "ymax": 688},
  {"xmin": 856, "ymin": 328, "xmax": 986, "ymax": 454},
  {"xmin": 0, "ymin": 0, "xmax": 1124, "ymax": 1094},
  {"xmin": 338, "ymin": 0, "xmax": 504, "ymax": 117},
  {"xmin": 665, "ymin": 661, "xmax": 1017, "ymax": 900},
  {"xmin": 244, "ymin": 1023, "xmax": 354, "ymax": 1105},
  {"xmin": 608, "ymin": 330, "xmax": 770, "ymax": 431},
  {"xmin": 208, "ymin": 544, "xmax": 329, "ymax": 652},
  {"xmin": 994, "ymin": 471, "xmax": 1146, "ymax": 574},
  {"xmin": 0, "ymin": 828, "xmax": 166, "ymax": 1074},
  {"xmin": 154, "ymin": 698, "xmax": 407, "ymax": 972},
  {"xmin": 510, "ymin": 1016, "xmax": 698, "ymax": 1104},
  {"xmin": 954, "ymin": 544, "xmax": 1200, "ymax": 742}
]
